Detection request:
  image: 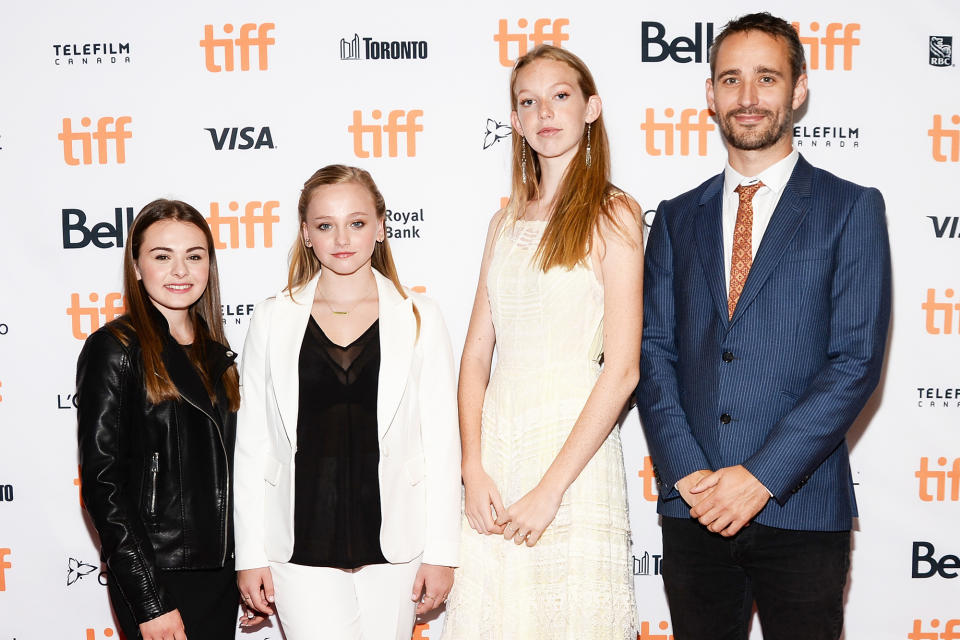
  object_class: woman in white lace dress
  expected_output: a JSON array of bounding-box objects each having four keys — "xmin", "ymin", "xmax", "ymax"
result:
[{"xmin": 441, "ymin": 45, "xmax": 644, "ymax": 639}]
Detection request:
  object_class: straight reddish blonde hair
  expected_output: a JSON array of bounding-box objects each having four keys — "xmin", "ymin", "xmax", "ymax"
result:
[{"xmin": 508, "ymin": 45, "xmax": 631, "ymax": 271}]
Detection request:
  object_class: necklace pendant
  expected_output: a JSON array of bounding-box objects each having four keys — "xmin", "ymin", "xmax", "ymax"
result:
[{"xmin": 332, "ymin": 310, "xmax": 349, "ymax": 316}]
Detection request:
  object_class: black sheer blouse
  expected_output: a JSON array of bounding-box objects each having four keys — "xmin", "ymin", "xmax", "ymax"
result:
[{"xmin": 289, "ymin": 316, "xmax": 387, "ymax": 568}]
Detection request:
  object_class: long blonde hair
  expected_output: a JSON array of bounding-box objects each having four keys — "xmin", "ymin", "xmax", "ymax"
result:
[
  {"xmin": 286, "ymin": 165, "xmax": 419, "ymax": 333},
  {"xmin": 508, "ymin": 45, "xmax": 628, "ymax": 271}
]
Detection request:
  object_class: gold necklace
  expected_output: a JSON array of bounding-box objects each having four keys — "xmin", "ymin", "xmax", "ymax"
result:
[{"xmin": 317, "ymin": 280, "xmax": 375, "ymax": 316}]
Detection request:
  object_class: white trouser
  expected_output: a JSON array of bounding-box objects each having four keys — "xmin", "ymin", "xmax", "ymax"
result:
[{"xmin": 269, "ymin": 557, "xmax": 421, "ymax": 640}]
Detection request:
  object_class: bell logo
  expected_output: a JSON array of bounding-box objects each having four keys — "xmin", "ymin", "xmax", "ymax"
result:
[
  {"xmin": 639, "ymin": 620, "xmax": 675, "ymax": 640},
  {"xmin": 922, "ymin": 288, "xmax": 960, "ymax": 334},
  {"xmin": 791, "ymin": 22, "xmax": 860, "ymax": 70},
  {"xmin": 494, "ymin": 18, "xmax": 570, "ymax": 67},
  {"xmin": 67, "ymin": 293, "xmax": 126, "ymax": 340},
  {"xmin": 0, "ymin": 548, "xmax": 11, "ymax": 591},
  {"xmin": 929, "ymin": 114, "xmax": 960, "ymax": 163},
  {"xmin": 206, "ymin": 200, "xmax": 280, "ymax": 249},
  {"xmin": 640, "ymin": 108, "xmax": 714, "ymax": 156},
  {"xmin": 637, "ymin": 456, "xmax": 659, "ymax": 501},
  {"xmin": 641, "ymin": 21, "xmax": 715, "ymax": 63},
  {"xmin": 85, "ymin": 629, "xmax": 117, "ymax": 639},
  {"xmin": 199, "ymin": 23, "xmax": 275, "ymax": 72},
  {"xmin": 909, "ymin": 618, "xmax": 960, "ymax": 639},
  {"xmin": 916, "ymin": 457, "xmax": 960, "ymax": 502},
  {"xmin": 912, "ymin": 541, "xmax": 960, "ymax": 579},
  {"xmin": 59, "ymin": 117, "xmax": 132, "ymax": 165},
  {"xmin": 62, "ymin": 207, "xmax": 135, "ymax": 249},
  {"xmin": 349, "ymin": 110, "xmax": 423, "ymax": 158}
]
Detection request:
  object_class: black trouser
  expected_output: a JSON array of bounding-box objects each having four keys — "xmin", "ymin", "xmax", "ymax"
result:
[
  {"xmin": 108, "ymin": 562, "xmax": 238, "ymax": 640},
  {"xmin": 661, "ymin": 516, "xmax": 850, "ymax": 640}
]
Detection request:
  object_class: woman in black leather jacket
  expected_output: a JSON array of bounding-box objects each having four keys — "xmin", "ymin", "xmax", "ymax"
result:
[{"xmin": 77, "ymin": 199, "xmax": 242, "ymax": 640}]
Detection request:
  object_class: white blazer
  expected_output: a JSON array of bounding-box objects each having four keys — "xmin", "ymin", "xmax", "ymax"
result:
[{"xmin": 233, "ymin": 270, "xmax": 461, "ymax": 569}]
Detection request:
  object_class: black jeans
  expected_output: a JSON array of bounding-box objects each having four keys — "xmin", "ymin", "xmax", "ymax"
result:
[{"xmin": 661, "ymin": 516, "xmax": 850, "ymax": 640}]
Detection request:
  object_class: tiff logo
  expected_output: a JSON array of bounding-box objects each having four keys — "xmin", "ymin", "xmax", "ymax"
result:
[
  {"xmin": 637, "ymin": 456, "xmax": 659, "ymax": 501},
  {"xmin": 67, "ymin": 293, "xmax": 126, "ymax": 340},
  {"xmin": 929, "ymin": 216, "xmax": 960, "ymax": 238},
  {"xmin": 349, "ymin": 109, "xmax": 423, "ymax": 158},
  {"xmin": 206, "ymin": 200, "xmax": 280, "ymax": 249},
  {"xmin": 916, "ymin": 457, "xmax": 960, "ymax": 502},
  {"xmin": 639, "ymin": 621, "xmax": 675, "ymax": 640},
  {"xmin": 791, "ymin": 21, "xmax": 860, "ymax": 70},
  {"xmin": 929, "ymin": 114, "xmax": 960, "ymax": 162},
  {"xmin": 494, "ymin": 18, "xmax": 569, "ymax": 67},
  {"xmin": 59, "ymin": 117, "xmax": 132, "ymax": 165},
  {"xmin": 200, "ymin": 23, "xmax": 275, "ymax": 72},
  {"xmin": 85, "ymin": 629, "xmax": 118, "ymax": 639},
  {"xmin": 640, "ymin": 108, "xmax": 714, "ymax": 156},
  {"xmin": 0, "ymin": 548, "xmax": 11, "ymax": 591},
  {"xmin": 922, "ymin": 288, "xmax": 960, "ymax": 334},
  {"xmin": 909, "ymin": 618, "xmax": 960, "ymax": 639}
]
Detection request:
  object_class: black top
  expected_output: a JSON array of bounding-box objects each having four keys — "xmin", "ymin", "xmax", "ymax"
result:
[{"xmin": 290, "ymin": 316, "xmax": 387, "ymax": 568}]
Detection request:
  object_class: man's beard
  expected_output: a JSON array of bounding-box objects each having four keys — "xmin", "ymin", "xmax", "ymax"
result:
[{"xmin": 717, "ymin": 106, "xmax": 793, "ymax": 151}]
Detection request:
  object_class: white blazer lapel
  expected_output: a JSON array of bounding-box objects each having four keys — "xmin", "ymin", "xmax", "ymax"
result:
[
  {"xmin": 375, "ymin": 270, "xmax": 415, "ymax": 441},
  {"xmin": 269, "ymin": 273, "xmax": 319, "ymax": 450}
]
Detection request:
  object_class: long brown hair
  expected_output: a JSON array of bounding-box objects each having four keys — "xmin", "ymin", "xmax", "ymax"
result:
[
  {"xmin": 509, "ymin": 45, "xmax": 629, "ymax": 271},
  {"xmin": 112, "ymin": 199, "xmax": 240, "ymax": 411},
  {"xmin": 286, "ymin": 165, "xmax": 420, "ymax": 334}
]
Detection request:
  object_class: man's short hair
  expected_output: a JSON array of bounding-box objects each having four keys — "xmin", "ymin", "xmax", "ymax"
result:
[{"xmin": 709, "ymin": 12, "xmax": 806, "ymax": 84}]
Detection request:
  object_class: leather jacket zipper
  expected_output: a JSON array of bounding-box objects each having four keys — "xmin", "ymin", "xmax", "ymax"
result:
[
  {"xmin": 148, "ymin": 452, "xmax": 159, "ymax": 518},
  {"xmin": 179, "ymin": 394, "xmax": 231, "ymax": 565}
]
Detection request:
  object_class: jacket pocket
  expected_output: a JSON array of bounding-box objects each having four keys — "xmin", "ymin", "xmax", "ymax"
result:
[
  {"xmin": 147, "ymin": 451, "xmax": 159, "ymax": 520},
  {"xmin": 263, "ymin": 456, "xmax": 283, "ymax": 486}
]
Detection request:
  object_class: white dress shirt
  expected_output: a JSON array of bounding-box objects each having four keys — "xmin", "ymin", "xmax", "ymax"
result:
[{"xmin": 722, "ymin": 149, "xmax": 800, "ymax": 292}]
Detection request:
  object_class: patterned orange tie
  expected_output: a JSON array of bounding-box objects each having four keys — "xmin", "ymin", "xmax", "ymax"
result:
[{"xmin": 728, "ymin": 181, "xmax": 764, "ymax": 319}]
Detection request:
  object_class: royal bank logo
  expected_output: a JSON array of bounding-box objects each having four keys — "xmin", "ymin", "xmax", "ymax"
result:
[
  {"xmin": 385, "ymin": 208, "xmax": 424, "ymax": 240},
  {"xmin": 339, "ymin": 33, "xmax": 428, "ymax": 61},
  {"xmin": 633, "ymin": 550, "xmax": 663, "ymax": 576},
  {"xmin": 62, "ymin": 207, "xmax": 134, "ymax": 249},
  {"xmin": 483, "ymin": 118, "xmax": 512, "ymax": 149},
  {"xmin": 53, "ymin": 41, "xmax": 131, "ymax": 66},
  {"xmin": 205, "ymin": 126, "xmax": 275, "ymax": 150},
  {"xmin": 793, "ymin": 125, "xmax": 860, "ymax": 150},
  {"xmin": 930, "ymin": 36, "xmax": 954, "ymax": 67},
  {"xmin": 640, "ymin": 21, "xmax": 715, "ymax": 63}
]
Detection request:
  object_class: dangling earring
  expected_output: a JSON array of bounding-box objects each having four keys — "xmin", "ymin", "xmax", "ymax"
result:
[
  {"xmin": 585, "ymin": 123, "xmax": 592, "ymax": 168},
  {"xmin": 521, "ymin": 137, "xmax": 528, "ymax": 185}
]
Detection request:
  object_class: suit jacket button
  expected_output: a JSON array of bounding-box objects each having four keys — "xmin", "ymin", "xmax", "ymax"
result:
[
  {"xmin": 722, "ymin": 351, "xmax": 734, "ymax": 362},
  {"xmin": 720, "ymin": 413, "xmax": 732, "ymax": 424}
]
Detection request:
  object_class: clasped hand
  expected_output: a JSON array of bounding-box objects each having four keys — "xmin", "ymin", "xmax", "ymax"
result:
[
  {"xmin": 463, "ymin": 466, "xmax": 561, "ymax": 547},
  {"xmin": 680, "ymin": 465, "xmax": 770, "ymax": 537}
]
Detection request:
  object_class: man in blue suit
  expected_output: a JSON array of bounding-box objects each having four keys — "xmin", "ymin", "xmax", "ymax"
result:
[{"xmin": 637, "ymin": 12, "xmax": 891, "ymax": 640}]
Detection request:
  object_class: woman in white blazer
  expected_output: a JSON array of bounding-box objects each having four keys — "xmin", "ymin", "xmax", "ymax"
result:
[{"xmin": 234, "ymin": 165, "xmax": 460, "ymax": 640}]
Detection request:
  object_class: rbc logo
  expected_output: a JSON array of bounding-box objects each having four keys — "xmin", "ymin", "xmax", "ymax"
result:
[
  {"xmin": 67, "ymin": 293, "xmax": 126, "ymax": 340},
  {"xmin": 205, "ymin": 126, "xmax": 275, "ymax": 150},
  {"xmin": 929, "ymin": 36, "xmax": 954, "ymax": 67},
  {"xmin": 59, "ymin": 117, "xmax": 132, "ymax": 165},
  {"xmin": 641, "ymin": 21, "xmax": 715, "ymax": 63},
  {"xmin": 349, "ymin": 110, "xmax": 423, "ymax": 158},
  {"xmin": 791, "ymin": 21, "xmax": 860, "ymax": 70},
  {"xmin": 640, "ymin": 108, "xmax": 714, "ymax": 156},
  {"xmin": 206, "ymin": 200, "xmax": 280, "ymax": 249},
  {"xmin": 929, "ymin": 114, "xmax": 960, "ymax": 162},
  {"xmin": 200, "ymin": 23, "xmax": 275, "ymax": 72},
  {"xmin": 62, "ymin": 207, "xmax": 134, "ymax": 249},
  {"xmin": 494, "ymin": 18, "xmax": 570, "ymax": 66}
]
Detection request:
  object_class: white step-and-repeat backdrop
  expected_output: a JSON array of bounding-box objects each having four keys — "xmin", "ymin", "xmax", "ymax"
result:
[{"xmin": 1, "ymin": 0, "xmax": 958, "ymax": 638}]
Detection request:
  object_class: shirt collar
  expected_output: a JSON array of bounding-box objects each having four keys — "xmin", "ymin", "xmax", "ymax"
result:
[{"xmin": 723, "ymin": 148, "xmax": 800, "ymax": 199}]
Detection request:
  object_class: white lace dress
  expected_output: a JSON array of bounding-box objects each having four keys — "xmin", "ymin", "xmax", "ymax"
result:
[{"xmin": 440, "ymin": 220, "xmax": 637, "ymax": 639}]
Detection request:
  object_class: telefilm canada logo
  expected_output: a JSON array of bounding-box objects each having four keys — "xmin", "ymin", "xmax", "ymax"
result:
[
  {"xmin": 930, "ymin": 36, "xmax": 954, "ymax": 67},
  {"xmin": 222, "ymin": 302, "xmax": 255, "ymax": 326},
  {"xmin": 53, "ymin": 41, "xmax": 131, "ymax": 66},
  {"xmin": 793, "ymin": 125, "xmax": 860, "ymax": 150},
  {"xmin": 340, "ymin": 33, "xmax": 428, "ymax": 61}
]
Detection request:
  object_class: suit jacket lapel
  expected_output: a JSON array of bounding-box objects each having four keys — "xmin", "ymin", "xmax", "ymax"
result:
[
  {"xmin": 729, "ymin": 155, "xmax": 814, "ymax": 326},
  {"xmin": 693, "ymin": 173, "xmax": 730, "ymax": 324},
  {"xmin": 269, "ymin": 272, "xmax": 319, "ymax": 450},
  {"xmin": 375, "ymin": 270, "xmax": 414, "ymax": 441}
]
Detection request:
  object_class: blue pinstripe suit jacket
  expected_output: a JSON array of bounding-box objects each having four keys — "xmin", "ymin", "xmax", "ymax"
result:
[{"xmin": 637, "ymin": 155, "xmax": 891, "ymax": 531}]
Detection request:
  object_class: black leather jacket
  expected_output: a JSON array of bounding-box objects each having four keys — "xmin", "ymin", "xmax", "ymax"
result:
[{"xmin": 77, "ymin": 314, "xmax": 237, "ymax": 624}]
